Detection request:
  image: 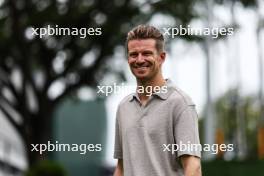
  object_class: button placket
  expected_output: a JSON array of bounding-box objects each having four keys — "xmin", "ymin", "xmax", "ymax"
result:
[
  {"xmin": 138, "ymin": 97, "xmax": 154, "ymax": 127},
  {"xmin": 132, "ymin": 95, "xmax": 155, "ymax": 127}
]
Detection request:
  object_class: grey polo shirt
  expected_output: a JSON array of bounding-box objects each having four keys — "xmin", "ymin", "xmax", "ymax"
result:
[{"xmin": 114, "ymin": 79, "xmax": 201, "ymax": 176}]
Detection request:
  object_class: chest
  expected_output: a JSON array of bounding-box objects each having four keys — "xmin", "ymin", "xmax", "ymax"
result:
[{"xmin": 119, "ymin": 100, "xmax": 175, "ymax": 138}]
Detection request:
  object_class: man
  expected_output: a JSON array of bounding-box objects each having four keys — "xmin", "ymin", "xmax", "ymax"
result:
[{"xmin": 113, "ymin": 25, "xmax": 201, "ymax": 176}]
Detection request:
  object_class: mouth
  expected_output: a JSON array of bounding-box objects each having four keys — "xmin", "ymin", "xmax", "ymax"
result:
[
  {"xmin": 133, "ymin": 64, "xmax": 151, "ymax": 69},
  {"xmin": 135, "ymin": 66, "xmax": 149, "ymax": 70},
  {"xmin": 133, "ymin": 66, "xmax": 150, "ymax": 73}
]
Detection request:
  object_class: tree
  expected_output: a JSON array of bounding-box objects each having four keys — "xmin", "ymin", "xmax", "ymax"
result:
[
  {"xmin": 200, "ymin": 90, "xmax": 259, "ymax": 160},
  {"xmin": 0, "ymin": 0, "xmax": 198, "ymax": 165},
  {"xmin": 215, "ymin": 0, "xmax": 264, "ymax": 159}
]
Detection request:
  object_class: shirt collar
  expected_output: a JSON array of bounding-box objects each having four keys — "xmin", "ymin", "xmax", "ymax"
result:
[{"xmin": 129, "ymin": 79, "xmax": 173, "ymax": 102}]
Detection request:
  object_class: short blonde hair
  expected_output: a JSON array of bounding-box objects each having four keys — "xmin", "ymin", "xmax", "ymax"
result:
[{"xmin": 126, "ymin": 25, "xmax": 165, "ymax": 53}]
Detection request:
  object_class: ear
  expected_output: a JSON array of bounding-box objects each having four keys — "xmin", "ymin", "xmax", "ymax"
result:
[
  {"xmin": 159, "ymin": 52, "xmax": 166, "ymax": 64},
  {"xmin": 127, "ymin": 53, "xmax": 131, "ymax": 64}
]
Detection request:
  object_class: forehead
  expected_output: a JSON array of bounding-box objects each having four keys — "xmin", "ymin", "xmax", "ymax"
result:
[{"xmin": 127, "ymin": 39, "xmax": 156, "ymax": 52}]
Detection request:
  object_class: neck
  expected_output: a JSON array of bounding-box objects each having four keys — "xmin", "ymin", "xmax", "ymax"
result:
[{"xmin": 137, "ymin": 74, "xmax": 165, "ymax": 88}]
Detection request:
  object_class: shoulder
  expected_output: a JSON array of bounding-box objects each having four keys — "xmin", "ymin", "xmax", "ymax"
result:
[
  {"xmin": 168, "ymin": 85, "xmax": 195, "ymax": 107},
  {"xmin": 167, "ymin": 86, "xmax": 198, "ymax": 120},
  {"xmin": 117, "ymin": 93, "xmax": 134, "ymax": 108},
  {"xmin": 115, "ymin": 93, "xmax": 134, "ymax": 120}
]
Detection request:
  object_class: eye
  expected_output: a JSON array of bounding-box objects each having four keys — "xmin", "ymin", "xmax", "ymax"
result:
[
  {"xmin": 129, "ymin": 52, "xmax": 138, "ymax": 58},
  {"xmin": 142, "ymin": 51, "xmax": 153, "ymax": 56}
]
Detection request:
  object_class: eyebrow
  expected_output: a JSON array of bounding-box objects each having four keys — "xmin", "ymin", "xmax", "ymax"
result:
[
  {"xmin": 129, "ymin": 49, "xmax": 154, "ymax": 54},
  {"xmin": 128, "ymin": 51, "xmax": 137, "ymax": 55},
  {"xmin": 142, "ymin": 50, "xmax": 154, "ymax": 53}
]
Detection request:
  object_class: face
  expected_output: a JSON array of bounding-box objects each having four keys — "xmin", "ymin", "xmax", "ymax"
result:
[{"xmin": 127, "ymin": 39, "xmax": 165, "ymax": 81}]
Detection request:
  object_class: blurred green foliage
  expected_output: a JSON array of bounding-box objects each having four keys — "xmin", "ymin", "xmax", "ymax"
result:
[
  {"xmin": 202, "ymin": 160, "xmax": 264, "ymax": 176},
  {"xmin": 25, "ymin": 160, "xmax": 67, "ymax": 176},
  {"xmin": 215, "ymin": 90, "xmax": 259, "ymax": 159},
  {"xmin": 199, "ymin": 89, "xmax": 259, "ymax": 160}
]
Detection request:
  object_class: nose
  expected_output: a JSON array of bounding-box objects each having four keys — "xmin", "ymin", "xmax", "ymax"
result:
[{"xmin": 136, "ymin": 53, "xmax": 145, "ymax": 63}]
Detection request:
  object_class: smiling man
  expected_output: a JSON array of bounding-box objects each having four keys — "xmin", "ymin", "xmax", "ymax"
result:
[{"xmin": 113, "ymin": 25, "xmax": 202, "ymax": 176}]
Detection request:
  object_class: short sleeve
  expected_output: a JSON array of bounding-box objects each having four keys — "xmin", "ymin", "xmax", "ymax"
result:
[
  {"xmin": 113, "ymin": 106, "xmax": 123, "ymax": 159},
  {"xmin": 174, "ymin": 105, "xmax": 201, "ymax": 158}
]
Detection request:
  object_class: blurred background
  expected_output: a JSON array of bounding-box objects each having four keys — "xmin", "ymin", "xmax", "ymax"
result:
[{"xmin": 0, "ymin": 0, "xmax": 264, "ymax": 175}]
